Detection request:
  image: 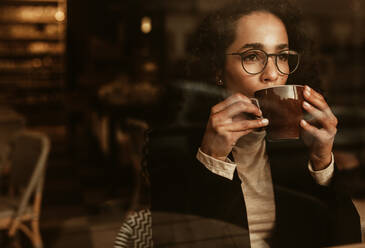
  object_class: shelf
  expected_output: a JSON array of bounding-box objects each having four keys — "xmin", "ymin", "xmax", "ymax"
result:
[
  {"xmin": 0, "ymin": 0, "xmax": 66, "ymax": 128},
  {"xmin": 0, "ymin": 60, "xmax": 64, "ymax": 70},
  {"xmin": 0, "ymin": 71, "xmax": 64, "ymax": 77},
  {"xmin": 0, "ymin": 21, "xmax": 62, "ymax": 25},
  {"xmin": 1, "ymin": 0, "xmax": 64, "ymax": 4},
  {"xmin": 0, "ymin": 80, "xmax": 63, "ymax": 89},
  {"xmin": 0, "ymin": 69, "xmax": 64, "ymax": 75},
  {"xmin": 0, "ymin": 5, "xmax": 66, "ymax": 23},
  {"xmin": 9, "ymin": 92, "xmax": 64, "ymax": 102},
  {"xmin": 0, "ymin": 24, "xmax": 65, "ymax": 39},
  {"xmin": 0, "ymin": 72, "xmax": 62, "ymax": 79},
  {"xmin": 0, "ymin": 22, "xmax": 62, "ymax": 25},
  {"xmin": 0, "ymin": 53, "xmax": 63, "ymax": 58},
  {"xmin": 0, "ymin": 38, "xmax": 63, "ymax": 42},
  {"xmin": 0, "ymin": 1, "xmax": 63, "ymax": 7}
]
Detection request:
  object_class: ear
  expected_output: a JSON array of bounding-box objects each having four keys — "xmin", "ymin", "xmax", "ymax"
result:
[
  {"xmin": 215, "ymin": 70, "xmax": 224, "ymax": 86},
  {"xmin": 215, "ymin": 69, "xmax": 223, "ymax": 82}
]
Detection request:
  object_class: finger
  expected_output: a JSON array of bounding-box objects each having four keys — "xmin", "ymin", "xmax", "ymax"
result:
[
  {"xmin": 231, "ymin": 130, "xmax": 254, "ymax": 144},
  {"xmin": 220, "ymin": 101, "xmax": 262, "ymax": 120},
  {"xmin": 225, "ymin": 118, "xmax": 269, "ymax": 132},
  {"xmin": 302, "ymin": 101, "xmax": 336, "ymax": 131},
  {"xmin": 303, "ymin": 85, "xmax": 336, "ymax": 119},
  {"xmin": 303, "ymin": 85, "xmax": 330, "ymax": 113},
  {"xmin": 211, "ymin": 93, "xmax": 252, "ymax": 114},
  {"xmin": 300, "ymin": 119, "xmax": 321, "ymax": 138}
]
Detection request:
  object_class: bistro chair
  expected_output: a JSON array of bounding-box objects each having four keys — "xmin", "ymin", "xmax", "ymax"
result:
[{"xmin": 0, "ymin": 130, "xmax": 50, "ymax": 248}]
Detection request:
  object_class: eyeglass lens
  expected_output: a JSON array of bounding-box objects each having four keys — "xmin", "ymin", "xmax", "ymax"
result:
[{"xmin": 241, "ymin": 50, "xmax": 299, "ymax": 75}]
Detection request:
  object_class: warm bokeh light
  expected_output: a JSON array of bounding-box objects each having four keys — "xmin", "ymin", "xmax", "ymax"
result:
[
  {"xmin": 141, "ymin": 16, "xmax": 152, "ymax": 34},
  {"xmin": 143, "ymin": 61, "xmax": 158, "ymax": 72},
  {"xmin": 54, "ymin": 10, "xmax": 65, "ymax": 22},
  {"xmin": 32, "ymin": 58, "xmax": 42, "ymax": 68}
]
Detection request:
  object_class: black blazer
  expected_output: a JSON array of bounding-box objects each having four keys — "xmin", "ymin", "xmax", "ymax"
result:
[{"xmin": 147, "ymin": 126, "xmax": 361, "ymax": 248}]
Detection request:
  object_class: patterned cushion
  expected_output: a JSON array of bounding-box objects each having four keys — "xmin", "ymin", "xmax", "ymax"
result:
[{"xmin": 114, "ymin": 209, "xmax": 153, "ymax": 248}]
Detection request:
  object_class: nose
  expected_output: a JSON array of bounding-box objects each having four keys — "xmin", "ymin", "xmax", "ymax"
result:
[{"xmin": 261, "ymin": 57, "xmax": 279, "ymax": 85}]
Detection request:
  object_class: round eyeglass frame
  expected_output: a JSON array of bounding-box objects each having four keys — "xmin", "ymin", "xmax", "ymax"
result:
[{"xmin": 226, "ymin": 49, "xmax": 300, "ymax": 75}]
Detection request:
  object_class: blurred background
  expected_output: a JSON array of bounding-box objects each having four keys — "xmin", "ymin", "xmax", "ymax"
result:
[{"xmin": 0, "ymin": 0, "xmax": 365, "ymax": 247}]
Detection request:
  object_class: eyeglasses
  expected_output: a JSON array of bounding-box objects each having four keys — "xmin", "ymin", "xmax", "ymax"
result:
[{"xmin": 226, "ymin": 49, "xmax": 300, "ymax": 75}]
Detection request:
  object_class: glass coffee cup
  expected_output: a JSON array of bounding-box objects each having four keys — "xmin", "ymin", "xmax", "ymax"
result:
[{"xmin": 251, "ymin": 85, "xmax": 304, "ymax": 141}]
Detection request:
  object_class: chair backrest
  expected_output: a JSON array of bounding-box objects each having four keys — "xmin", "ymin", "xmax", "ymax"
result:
[{"xmin": 8, "ymin": 130, "xmax": 50, "ymax": 216}]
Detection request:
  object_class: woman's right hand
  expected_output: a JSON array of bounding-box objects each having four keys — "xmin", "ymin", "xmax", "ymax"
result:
[{"xmin": 200, "ymin": 93, "xmax": 269, "ymax": 161}]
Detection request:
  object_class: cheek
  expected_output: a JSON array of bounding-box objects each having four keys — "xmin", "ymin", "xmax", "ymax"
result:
[
  {"xmin": 224, "ymin": 62, "xmax": 251, "ymax": 92},
  {"xmin": 241, "ymin": 79, "xmax": 263, "ymax": 97},
  {"xmin": 225, "ymin": 73, "xmax": 258, "ymax": 96},
  {"xmin": 279, "ymin": 75, "xmax": 288, "ymax": 85}
]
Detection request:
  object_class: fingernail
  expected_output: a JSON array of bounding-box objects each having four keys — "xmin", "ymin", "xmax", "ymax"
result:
[
  {"xmin": 303, "ymin": 101, "xmax": 310, "ymax": 108},
  {"xmin": 301, "ymin": 119, "xmax": 307, "ymax": 126},
  {"xmin": 261, "ymin": 118, "xmax": 269, "ymax": 125},
  {"xmin": 304, "ymin": 86, "xmax": 310, "ymax": 95}
]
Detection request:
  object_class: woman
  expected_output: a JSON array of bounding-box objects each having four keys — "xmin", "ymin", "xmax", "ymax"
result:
[
  {"xmin": 182, "ymin": 0, "xmax": 361, "ymax": 247},
  {"xmin": 139, "ymin": 0, "xmax": 362, "ymax": 248}
]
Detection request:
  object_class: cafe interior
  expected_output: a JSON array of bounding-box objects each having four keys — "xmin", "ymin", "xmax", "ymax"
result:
[{"xmin": 0, "ymin": 0, "xmax": 365, "ymax": 247}]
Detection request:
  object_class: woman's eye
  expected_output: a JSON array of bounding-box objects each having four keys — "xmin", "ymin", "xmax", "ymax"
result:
[
  {"xmin": 243, "ymin": 53, "xmax": 259, "ymax": 62},
  {"xmin": 278, "ymin": 53, "xmax": 289, "ymax": 61}
]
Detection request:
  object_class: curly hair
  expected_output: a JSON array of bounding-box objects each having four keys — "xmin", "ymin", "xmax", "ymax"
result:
[{"xmin": 187, "ymin": 0, "xmax": 321, "ymax": 89}]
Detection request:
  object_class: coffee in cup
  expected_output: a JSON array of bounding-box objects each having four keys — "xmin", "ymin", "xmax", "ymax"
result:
[{"xmin": 252, "ymin": 85, "xmax": 304, "ymax": 141}]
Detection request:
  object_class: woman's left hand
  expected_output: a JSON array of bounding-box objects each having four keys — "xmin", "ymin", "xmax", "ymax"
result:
[{"xmin": 300, "ymin": 85, "xmax": 338, "ymax": 171}]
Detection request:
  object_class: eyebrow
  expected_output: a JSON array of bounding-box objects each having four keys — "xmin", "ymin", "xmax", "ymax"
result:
[{"xmin": 237, "ymin": 43, "xmax": 289, "ymax": 51}]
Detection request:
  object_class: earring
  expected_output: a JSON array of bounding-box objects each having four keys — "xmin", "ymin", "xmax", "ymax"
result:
[{"xmin": 217, "ymin": 79, "xmax": 224, "ymax": 86}]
